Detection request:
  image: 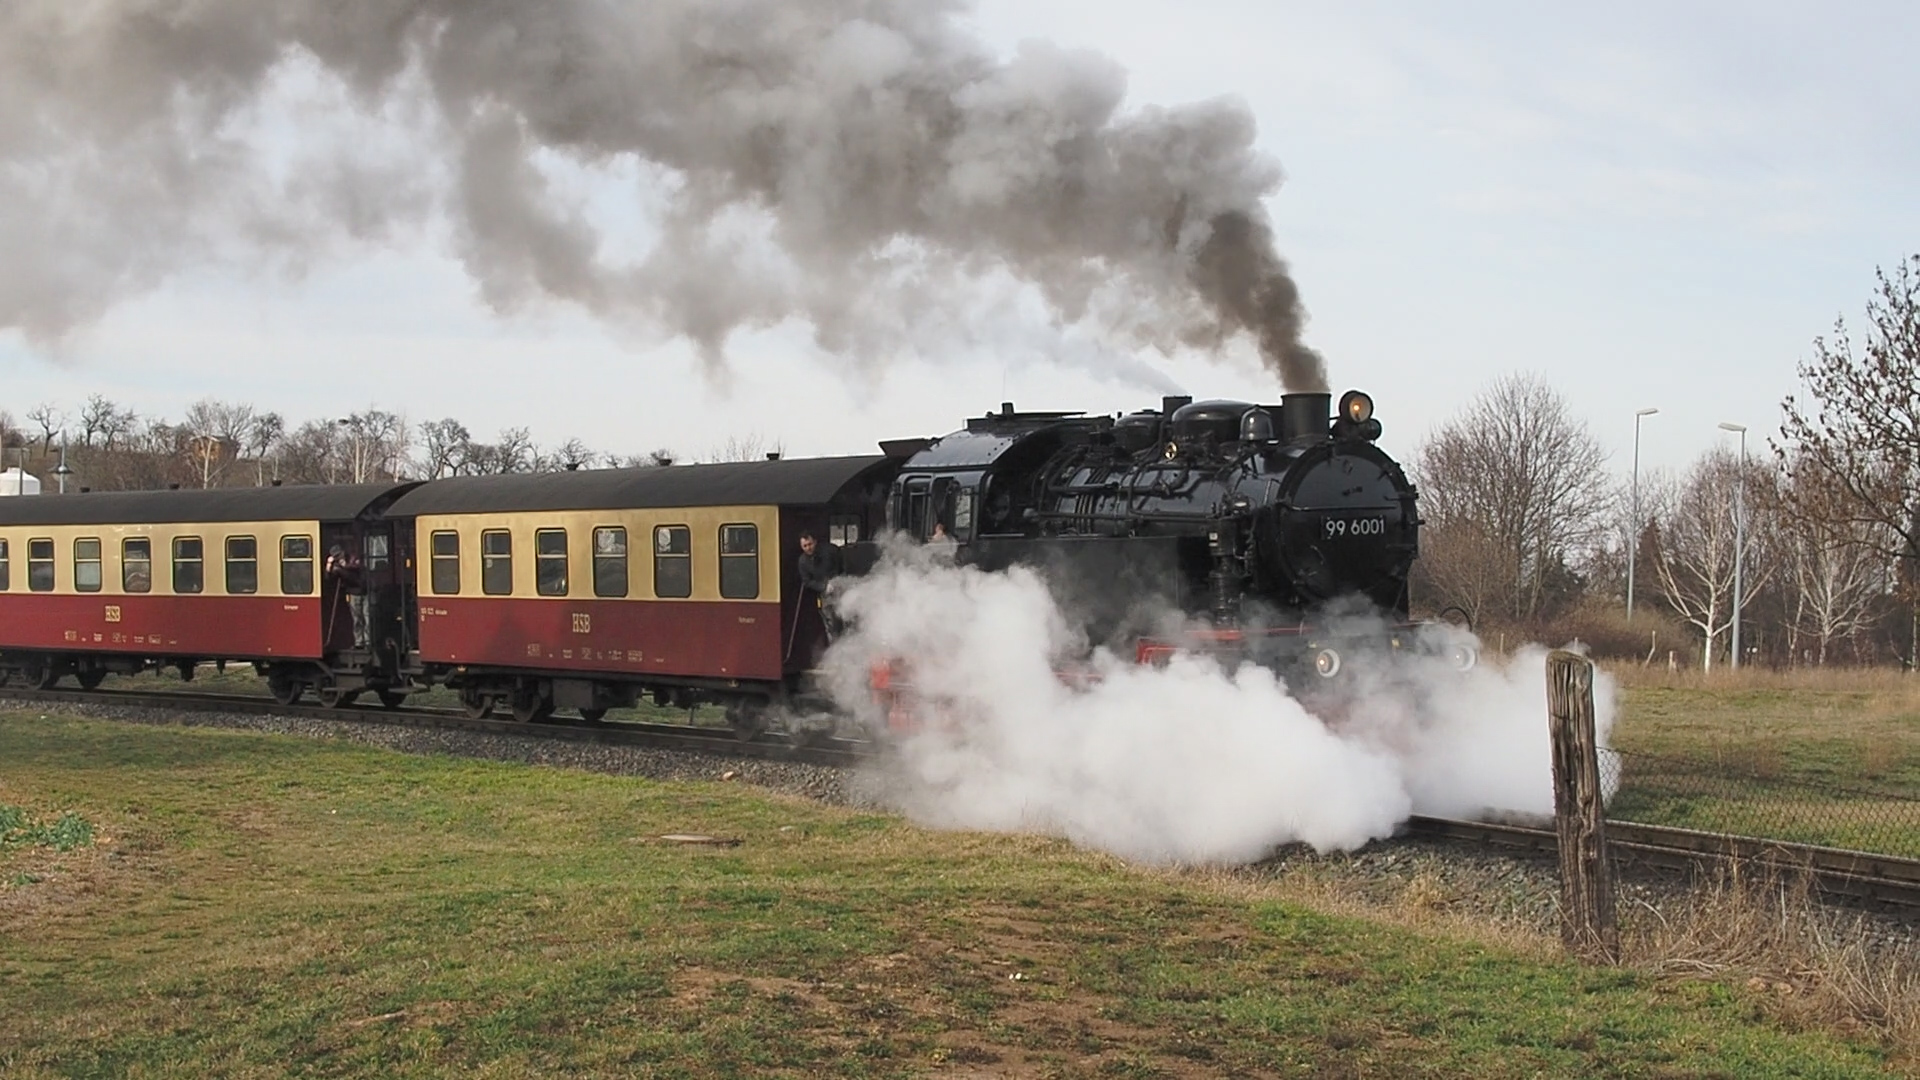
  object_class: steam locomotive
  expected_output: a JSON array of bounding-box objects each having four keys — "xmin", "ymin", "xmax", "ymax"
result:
[{"xmin": 885, "ymin": 389, "xmax": 1445, "ymax": 679}]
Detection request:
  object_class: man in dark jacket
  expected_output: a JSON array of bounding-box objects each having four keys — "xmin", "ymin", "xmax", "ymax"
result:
[{"xmin": 796, "ymin": 531, "xmax": 843, "ymax": 640}]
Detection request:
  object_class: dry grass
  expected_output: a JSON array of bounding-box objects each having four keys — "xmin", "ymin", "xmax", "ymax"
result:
[
  {"xmin": 1622, "ymin": 859, "xmax": 1920, "ymax": 1057},
  {"xmin": 1608, "ymin": 663, "xmax": 1920, "ymax": 695}
]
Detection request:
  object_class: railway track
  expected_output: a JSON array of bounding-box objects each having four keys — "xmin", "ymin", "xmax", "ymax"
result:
[
  {"xmin": 0, "ymin": 684, "xmax": 863, "ymax": 767},
  {"xmin": 1408, "ymin": 815, "xmax": 1920, "ymax": 911},
  {"xmin": 8, "ymin": 684, "xmax": 1919, "ymax": 909}
]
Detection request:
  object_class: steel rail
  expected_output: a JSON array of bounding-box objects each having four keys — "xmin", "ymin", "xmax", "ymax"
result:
[
  {"xmin": 1406, "ymin": 815, "xmax": 1920, "ymax": 910},
  {"xmin": 0, "ymin": 685, "xmax": 862, "ymax": 767}
]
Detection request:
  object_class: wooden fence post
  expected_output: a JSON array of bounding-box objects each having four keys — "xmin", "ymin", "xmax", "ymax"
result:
[{"xmin": 1547, "ymin": 650, "xmax": 1619, "ymax": 963}]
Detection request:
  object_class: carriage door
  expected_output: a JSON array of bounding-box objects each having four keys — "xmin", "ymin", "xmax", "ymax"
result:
[{"xmin": 362, "ymin": 525, "xmax": 399, "ymax": 661}]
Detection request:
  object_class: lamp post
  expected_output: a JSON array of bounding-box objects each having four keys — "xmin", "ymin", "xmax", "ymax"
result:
[
  {"xmin": 53, "ymin": 434, "xmax": 72, "ymax": 494},
  {"xmin": 1718, "ymin": 421, "xmax": 1748, "ymax": 671},
  {"xmin": 1627, "ymin": 407, "xmax": 1659, "ymax": 623}
]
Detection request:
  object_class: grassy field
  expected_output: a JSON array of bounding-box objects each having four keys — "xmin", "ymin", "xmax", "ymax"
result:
[
  {"xmin": 1, "ymin": 712, "xmax": 1906, "ymax": 1078},
  {"xmin": 1604, "ymin": 667, "xmax": 1920, "ymax": 855}
]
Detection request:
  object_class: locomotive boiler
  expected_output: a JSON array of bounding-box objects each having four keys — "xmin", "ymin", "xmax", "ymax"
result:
[{"xmin": 884, "ymin": 390, "xmax": 1436, "ymax": 674}]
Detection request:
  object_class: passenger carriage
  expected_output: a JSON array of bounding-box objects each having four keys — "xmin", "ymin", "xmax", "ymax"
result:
[
  {"xmin": 383, "ymin": 456, "xmax": 895, "ymax": 724},
  {"xmin": 0, "ymin": 484, "xmax": 417, "ymax": 696}
]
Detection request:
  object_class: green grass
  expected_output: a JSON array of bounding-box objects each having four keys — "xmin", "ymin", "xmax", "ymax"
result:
[
  {"xmin": 0, "ymin": 712, "xmax": 1905, "ymax": 1078},
  {"xmin": 1607, "ymin": 675, "xmax": 1920, "ymax": 856}
]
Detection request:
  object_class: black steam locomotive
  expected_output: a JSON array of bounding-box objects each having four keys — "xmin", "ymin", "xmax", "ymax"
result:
[{"xmin": 885, "ymin": 390, "xmax": 1446, "ymax": 677}]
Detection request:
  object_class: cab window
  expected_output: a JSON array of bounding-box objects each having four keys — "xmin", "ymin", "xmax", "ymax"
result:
[
  {"xmin": 593, "ymin": 527, "xmax": 628, "ymax": 598},
  {"xmin": 719, "ymin": 524, "xmax": 758, "ymax": 600},
  {"xmin": 74, "ymin": 538, "xmax": 103, "ymax": 593},
  {"xmin": 173, "ymin": 537, "xmax": 204, "ymax": 594},
  {"xmin": 123, "ymin": 538, "xmax": 153, "ymax": 593},
  {"xmin": 481, "ymin": 530, "xmax": 512, "ymax": 596},
  {"xmin": 0, "ymin": 538, "xmax": 9, "ymax": 591},
  {"xmin": 28, "ymin": 538, "xmax": 54, "ymax": 592},
  {"xmin": 535, "ymin": 529, "xmax": 569, "ymax": 596},
  {"xmin": 653, "ymin": 525, "xmax": 691, "ymax": 599},
  {"xmin": 281, "ymin": 536, "xmax": 314, "ymax": 595},
  {"xmin": 430, "ymin": 531, "xmax": 460, "ymax": 595},
  {"xmin": 225, "ymin": 536, "xmax": 258, "ymax": 595}
]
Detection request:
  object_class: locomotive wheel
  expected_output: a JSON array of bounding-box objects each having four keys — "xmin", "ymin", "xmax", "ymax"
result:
[
  {"xmin": 459, "ymin": 686, "xmax": 494, "ymax": 719},
  {"xmin": 75, "ymin": 669, "xmax": 107, "ymax": 691},
  {"xmin": 578, "ymin": 707, "xmax": 608, "ymax": 723},
  {"xmin": 376, "ymin": 690, "xmax": 407, "ymax": 711},
  {"xmin": 267, "ymin": 671, "xmax": 303, "ymax": 706},
  {"xmin": 317, "ymin": 686, "xmax": 360, "ymax": 709},
  {"xmin": 509, "ymin": 686, "xmax": 553, "ymax": 724}
]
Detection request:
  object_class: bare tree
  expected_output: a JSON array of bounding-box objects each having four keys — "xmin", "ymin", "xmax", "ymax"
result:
[
  {"xmin": 244, "ymin": 412, "xmax": 286, "ymax": 484},
  {"xmin": 1651, "ymin": 450, "xmax": 1778, "ymax": 671},
  {"xmin": 25, "ymin": 402, "xmax": 63, "ymax": 453},
  {"xmin": 1413, "ymin": 374, "xmax": 1615, "ymax": 622},
  {"xmin": 337, "ymin": 410, "xmax": 409, "ymax": 483},
  {"xmin": 0, "ymin": 410, "xmax": 18, "ymax": 450},
  {"xmin": 417, "ymin": 418, "xmax": 472, "ymax": 480},
  {"xmin": 705, "ymin": 433, "xmax": 786, "ymax": 464},
  {"xmin": 550, "ymin": 437, "xmax": 599, "ymax": 471},
  {"xmin": 1776, "ymin": 256, "xmax": 1920, "ymax": 667},
  {"xmin": 1774, "ymin": 457, "xmax": 1891, "ymax": 665}
]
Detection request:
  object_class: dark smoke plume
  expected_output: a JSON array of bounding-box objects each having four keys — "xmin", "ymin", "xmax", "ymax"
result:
[{"xmin": 0, "ymin": 1, "xmax": 1328, "ymax": 391}]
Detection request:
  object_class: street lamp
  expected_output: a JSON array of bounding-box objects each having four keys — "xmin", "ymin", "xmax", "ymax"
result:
[
  {"xmin": 1627, "ymin": 407, "xmax": 1659, "ymax": 623},
  {"xmin": 1718, "ymin": 421, "xmax": 1748, "ymax": 671}
]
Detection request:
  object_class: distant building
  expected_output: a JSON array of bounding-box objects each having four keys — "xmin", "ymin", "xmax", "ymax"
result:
[{"xmin": 0, "ymin": 468, "xmax": 42, "ymax": 496}]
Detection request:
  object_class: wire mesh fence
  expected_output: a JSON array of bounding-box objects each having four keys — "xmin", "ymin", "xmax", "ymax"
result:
[{"xmin": 1600, "ymin": 746, "xmax": 1920, "ymax": 859}]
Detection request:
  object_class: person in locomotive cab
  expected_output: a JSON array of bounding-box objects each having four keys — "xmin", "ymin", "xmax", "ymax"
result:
[
  {"xmin": 325, "ymin": 543, "xmax": 369, "ymax": 648},
  {"xmin": 927, "ymin": 521, "xmax": 958, "ymax": 558},
  {"xmin": 796, "ymin": 531, "xmax": 843, "ymax": 640}
]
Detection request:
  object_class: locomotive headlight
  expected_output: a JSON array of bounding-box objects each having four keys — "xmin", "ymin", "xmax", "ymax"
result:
[
  {"xmin": 1339, "ymin": 390, "xmax": 1374, "ymax": 424},
  {"xmin": 1448, "ymin": 644, "xmax": 1478, "ymax": 672},
  {"xmin": 1313, "ymin": 648, "xmax": 1343, "ymax": 678}
]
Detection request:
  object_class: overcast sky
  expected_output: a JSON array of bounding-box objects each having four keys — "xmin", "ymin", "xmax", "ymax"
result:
[{"xmin": 3, "ymin": 0, "xmax": 1914, "ymax": 478}]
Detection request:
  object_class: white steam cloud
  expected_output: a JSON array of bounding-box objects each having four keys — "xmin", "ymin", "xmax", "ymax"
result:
[
  {"xmin": 821, "ymin": 547, "xmax": 1616, "ymax": 865},
  {"xmin": 3, "ymin": 0, "xmax": 1326, "ymax": 390}
]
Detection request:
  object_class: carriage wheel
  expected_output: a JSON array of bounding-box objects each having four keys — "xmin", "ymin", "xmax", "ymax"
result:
[
  {"xmin": 267, "ymin": 670, "xmax": 304, "ymax": 706},
  {"xmin": 317, "ymin": 686, "xmax": 359, "ymax": 709},
  {"xmin": 376, "ymin": 690, "xmax": 407, "ymax": 711},
  {"xmin": 578, "ymin": 707, "xmax": 608, "ymax": 723},
  {"xmin": 75, "ymin": 669, "xmax": 107, "ymax": 691},
  {"xmin": 509, "ymin": 686, "xmax": 552, "ymax": 724},
  {"xmin": 459, "ymin": 686, "xmax": 495, "ymax": 719},
  {"xmin": 27, "ymin": 662, "xmax": 60, "ymax": 690}
]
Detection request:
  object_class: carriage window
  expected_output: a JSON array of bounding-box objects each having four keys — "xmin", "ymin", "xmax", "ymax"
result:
[
  {"xmin": 28, "ymin": 539, "xmax": 54, "ymax": 592},
  {"xmin": 225, "ymin": 536, "xmax": 258, "ymax": 595},
  {"xmin": 0, "ymin": 538, "xmax": 9, "ymax": 591},
  {"xmin": 363, "ymin": 533, "xmax": 391, "ymax": 573},
  {"xmin": 74, "ymin": 538, "xmax": 103, "ymax": 593},
  {"xmin": 593, "ymin": 527, "xmax": 628, "ymax": 598},
  {"xmin": 719, "ymin": 524, "xmax": 759, "ymax": 600},
  {"xmin": 123, "ymin": 538, "xmax": 152, "ymax": 593},
  {"xmin": 536, "ymin": 529, "xmax": 569, "ymax": 597},
  {"xmin": 281, "ymin": 535, "xmax": 314, "ymax": 595},
  {"xmin": 430, "ymin": 531, "xmax": 460, "ymax": 595},
  {"xmin": 172, "ymin": 537, "xmax": 203, "ymax": 594},
  {"xmin": 653, "ymin": 525, "xmax": 691, "ymax": 599},
  {"xmin": 481, "ymin": 530, "xmax": 512, "ymax": 595}
]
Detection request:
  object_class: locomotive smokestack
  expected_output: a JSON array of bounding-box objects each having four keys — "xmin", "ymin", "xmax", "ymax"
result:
[{"xmin": 1278, "ymin": 393, "xmax": 1331, "ymax": 443}]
